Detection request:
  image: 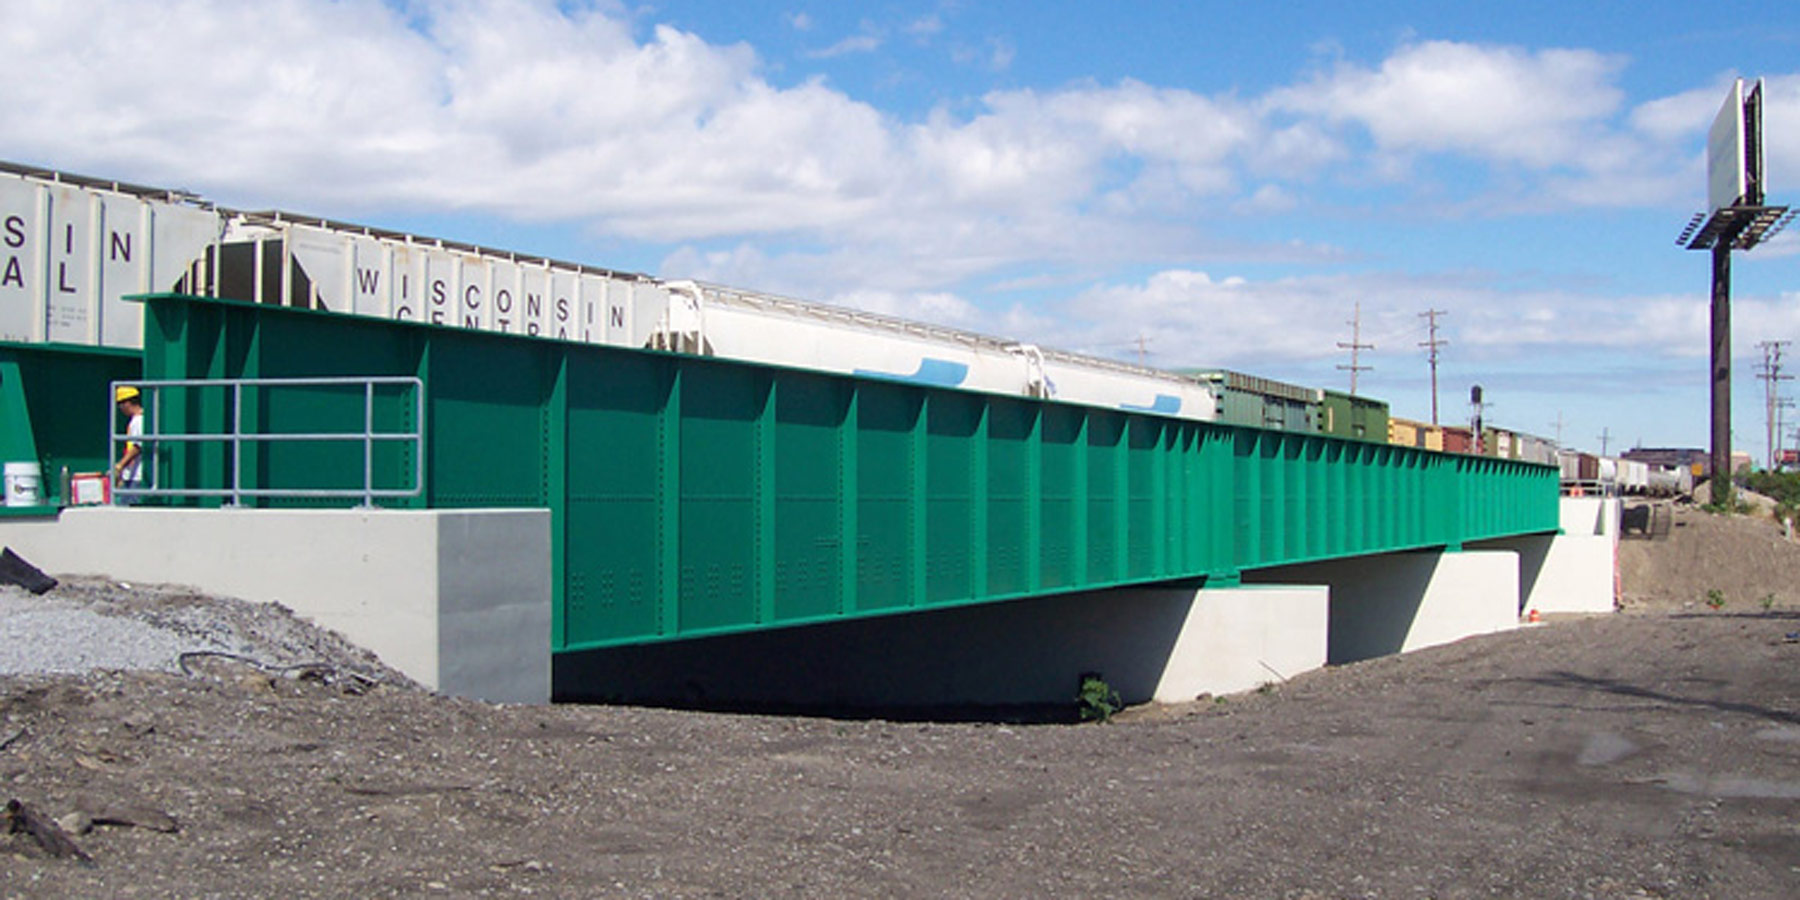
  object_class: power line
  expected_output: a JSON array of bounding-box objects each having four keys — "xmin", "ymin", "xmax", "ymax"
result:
[
  {"xmin": 1336, "ymin": 300, "xmax": 1375, "ymax": 396},
  {"xmin": 1418, "ymin": 309, "xmax": 1448, "ymax": 425}
]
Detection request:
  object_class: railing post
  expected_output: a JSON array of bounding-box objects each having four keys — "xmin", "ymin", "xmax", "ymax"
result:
[
  {"xmin": 230, "ymin": 381, "xmax": 242, "ymax": 508},
  {"xmin": 414, "ymin": 377, "xmax": 425, "ymax": 504},
  {"xmin": 364, "ymin": 380, "xmax": 375, "ymax": 508}
]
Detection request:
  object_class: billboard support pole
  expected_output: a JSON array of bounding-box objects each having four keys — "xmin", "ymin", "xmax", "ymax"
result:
[
  {"xmin": 1710, "ymin": 242, "xmax": 1732, "ymax": 508},
  {"xmin": 1680, "ymin": 76, "xmax": 1792, "ymax": 508}
]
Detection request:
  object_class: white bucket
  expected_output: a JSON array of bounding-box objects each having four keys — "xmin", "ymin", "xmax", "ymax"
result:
[{"xmin": 3, "ymin": 461, "xmax": 43, "ymax": 507}]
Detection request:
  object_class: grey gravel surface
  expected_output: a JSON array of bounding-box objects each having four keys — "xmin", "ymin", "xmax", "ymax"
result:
[
  {"xmin": 0, "ymin": 577, "xmax": 406, "ymax": 685},
  {"xmin": 0, "ymin": 592, "xmax": 208, "ymax": 675}
]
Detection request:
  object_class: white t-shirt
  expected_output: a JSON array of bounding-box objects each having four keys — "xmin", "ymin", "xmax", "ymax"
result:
[{"xmin": 121, "ymin": 412, "xmax": 144, "ymax": 483}]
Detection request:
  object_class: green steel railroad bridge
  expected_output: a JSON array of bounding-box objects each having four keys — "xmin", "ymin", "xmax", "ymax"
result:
[{"xmin": 2, "ymin": 294, "xmax": 1559, "ymax": 678}]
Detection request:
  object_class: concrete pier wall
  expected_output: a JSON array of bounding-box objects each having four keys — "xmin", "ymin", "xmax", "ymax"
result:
[
  {"xmin": 0, "ymin": 507, "xmax": 551, "ymax": 703},
  {"xmin": 1246, "ymin": 549, "xmax": 1520, "ymax": 664},
  {"xmin": 1477, "ymin": 497, "xmax": 1619, "ymax": 616}
]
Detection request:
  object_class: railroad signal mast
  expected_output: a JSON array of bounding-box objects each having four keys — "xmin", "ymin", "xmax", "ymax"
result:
[
  {"xmin": 1470, "ymin": 385, "xmax": 1485, "ymax": 455},
  {"xmin": 1676, "ymin": 77, "xmax": 1795, "ymax": 507}
]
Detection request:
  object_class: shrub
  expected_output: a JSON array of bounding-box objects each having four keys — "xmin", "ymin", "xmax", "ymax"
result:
[{"xmin": 1076, "ymin": 673, "xmax": 1122, "ymax": 723}]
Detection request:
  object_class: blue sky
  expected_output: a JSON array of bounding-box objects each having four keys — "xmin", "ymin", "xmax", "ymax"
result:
[{"xmin": 4, "ymin": 1, "xmax": 1799, "ymax": 459}]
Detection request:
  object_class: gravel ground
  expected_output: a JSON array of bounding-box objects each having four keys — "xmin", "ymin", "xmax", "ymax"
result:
[
  {"xmin": 0, "ymin": 594, "xmax": 200, "ymax": 676},
  {"xmin": 1, "ymin": 512, "xmax": 1797, "ymax": 898},
  {"xmin": 0, "ymin": 577, "xmax": 406, "ymax": 684}
]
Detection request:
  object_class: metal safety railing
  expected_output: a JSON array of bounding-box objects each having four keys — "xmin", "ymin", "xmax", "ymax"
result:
[{"xmin": 109, "ymin": 376, "xmax": 424, "ymax": 507}]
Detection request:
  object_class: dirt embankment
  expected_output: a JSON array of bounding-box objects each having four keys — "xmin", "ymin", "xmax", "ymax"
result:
[
  {"xmin": 1619, "ymin": 499, "xmax": 1800, "ymax": 610},
  {"xmin": 1, "ymin": 510, "xmax": 1798, "ymax": 898}
]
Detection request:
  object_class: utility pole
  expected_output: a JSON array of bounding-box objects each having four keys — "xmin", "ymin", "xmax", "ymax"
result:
[
  {"xmin": 1419, "ymin": 309, "xmax": 1447, "ymax": 425},
  {"xmin": 1598, "ymin": 427, "xmax": 1612, "ymax": 457},
  {"xmin": 1549, "ymin": 411, "xmax": 1567, "ymax": 448},
  {"xmin": 1336, "ymin": 301, "xmax": 1374, "ymax": 395},
  {"xmin": 1133, "ymin": 334, "xmax": 1151, "ymax": 366},
  {"xmin": 1755, "ymin": 340, "xmax": 1792, "ymax": 469}
]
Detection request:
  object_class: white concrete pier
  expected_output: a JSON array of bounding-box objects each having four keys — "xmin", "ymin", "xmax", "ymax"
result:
[
  {"xmin": 1478, "ymin": 497, "xmax": 1620, "ymax": 616},
  {"xmin": 1247, "ymin": 548, "xmax": 1521, "ymax": 664},
  {"xmin": 0, "ymin": 507, "xmax": 552, "ymax": 703}
]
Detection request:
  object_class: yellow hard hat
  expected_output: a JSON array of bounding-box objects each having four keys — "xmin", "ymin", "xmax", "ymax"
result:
[{"xmin": 115, "ymin": 385, "xmax": 140, "ymax": 403}]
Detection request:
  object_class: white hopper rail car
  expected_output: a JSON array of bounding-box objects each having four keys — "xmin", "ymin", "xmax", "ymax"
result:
[
  {"xmin": 0, "ymin": 161, "xmax": 1218, "ymax": 423},
  {"xmin": 657, "ymin": 282, "xmax": 1217, "ymax": 420}
]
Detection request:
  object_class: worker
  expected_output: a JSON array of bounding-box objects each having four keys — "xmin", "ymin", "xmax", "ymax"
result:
[{"xmin": 112, "ymin": 385, "xmax": 144, "ymax": 504}]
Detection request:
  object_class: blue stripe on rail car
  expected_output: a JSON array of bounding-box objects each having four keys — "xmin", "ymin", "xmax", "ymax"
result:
[
  {"xmin": 853, "ymin": 358, "xmax": 970, "ymax": 388},
  {"xmin": 1120, "ymin": 394, "xmax": 1181, "ymax": 415}
]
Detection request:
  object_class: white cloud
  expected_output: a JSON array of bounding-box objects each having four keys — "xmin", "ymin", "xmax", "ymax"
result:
[
  {"xmin": 949, "ymin": 36, "xmax": 1016, "ymax": 74},
  {"xmin": 1251, "ymin": 122, "xmax": 1347, "ymax": 178},
  {"xmin": 903, "ymin": 80, "xmax": 1258, "ymax": 218},
  {"xmin": 987, "ymin": 38, "xmax": 1016, "ymax": 73},
  {"xmin": 0, "ymin": 0, "xmax": 1267, "ymax": 270},
  {"xmin": 1630, "ymin": 80, "xmax": 1732, "ymax": 141},
  {"xmin": 1052, "ymin": 270, "xmax": 1418, "ymax": 368},
  {"xmin": 806, "ymin": 33, "xmax": 882, "ymax": 59},
  {"xmin": 1233, "ymin": 184, "xmax": 1298, "ymax": 215},
  {"xmin": 1033, "ymin": 267, "xmax": 1766, "ymax": 377},
  {"xmin": 904, "ymin": 15, "xmax": 943, "ymax": 38},
  {"xmin": 834, "ymin": 289, "xmax": 983, "ymax": 328},
  {"xmin": 787, "ymin": 12, "xmax": 813, "ymax": 31},
  {"xmin": 1272, "ymin": 41, "xmax": 1627, "ymax": 169}
]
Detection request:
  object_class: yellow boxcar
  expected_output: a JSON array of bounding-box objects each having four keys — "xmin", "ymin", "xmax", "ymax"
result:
[
  {"xmin": 1388, "ymin": 417, "xmax": 1419, "ymax": 447},
  {"xmin": 1422, "ymin": 425, "xmax": 1445, "ymax": 452}
]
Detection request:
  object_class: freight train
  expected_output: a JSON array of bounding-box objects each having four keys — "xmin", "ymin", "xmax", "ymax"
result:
[
  {"xmin": 0, "ymin": 160, "xmax": 1317, "ymax": 434},
  {"xmin": 0, "ymin": 161, "xmax": 1222, "ymax": 424},
  {"xmin": 0, "ymin": 158, "xmax": 1686, "ymax": 498}
]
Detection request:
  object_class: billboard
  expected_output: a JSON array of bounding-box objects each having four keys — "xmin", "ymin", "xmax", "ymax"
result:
[{"xmin": 1707, "ymin": 78, "xmax": 1766, "ymax": 213}]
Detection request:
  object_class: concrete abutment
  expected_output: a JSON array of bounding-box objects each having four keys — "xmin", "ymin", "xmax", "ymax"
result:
[{"xmin": 0, "ymin": 507, "xmax": 551, "ymax": 703}]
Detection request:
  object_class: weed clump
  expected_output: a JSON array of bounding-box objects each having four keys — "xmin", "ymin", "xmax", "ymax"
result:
[{"xmin": 1076, "ymin": 673, "xmax": 1122, "ymax": 723}]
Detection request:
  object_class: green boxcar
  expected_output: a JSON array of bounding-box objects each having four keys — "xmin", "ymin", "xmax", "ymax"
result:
[
  {"xmin": 1185, "ymin": 369, "xmax": 1322, "ymax": 433},
  {"xmin": 1321, "ymin": 389, "xmax": 1390, "ymax": 442}
]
